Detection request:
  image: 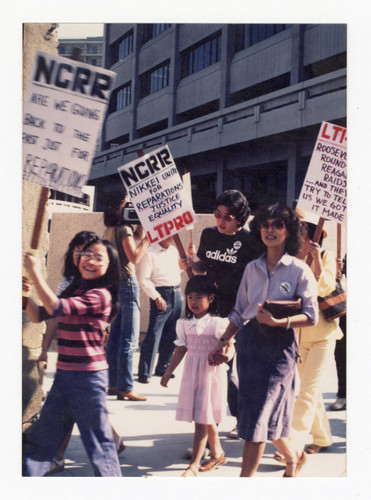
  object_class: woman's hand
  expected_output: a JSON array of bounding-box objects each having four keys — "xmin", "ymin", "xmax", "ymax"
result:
[
  {"xmin": 257, "ymin": 304, "xmax": 280, "ymax": 327},
  {"xmin": 208, "ymin": 345, "xmax": 228, "ymax": 366},
  {"xmin": 308, "ymin": 241, "xmax": 321, "ymax": 262},
  {"xmin": 178, "ymin": 256, "xmax": 192, "ymax": 271},
  {"xmin": 186, "ymin": 241, "xmax": 196, "ymax": 258}
]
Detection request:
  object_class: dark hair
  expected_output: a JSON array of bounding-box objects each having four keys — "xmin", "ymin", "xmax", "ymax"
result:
[
  {"xmin": 184, "ymin": 275, "xmax": 219, "ymax": 318},
  {"xmin": 303, "ymin": 222, "xmax": 324, "ymax": 247},
  {"xmin": 250, "ymin": 203, "xmax": 304, "ymax": 256},
  {"xmin": 60, "ymin": 239, "xmax": 120, "ymax": 322},
  {"xmin": 215, "ymin": 190, "xmax": 250, "ymax": 227},
  {"xmin": 63, "ymin": 231, "xmax": 99, "ymax": 280},
  {"xmin": 103, "ymin": 190, "xmax": 128, "ymax": 227}
]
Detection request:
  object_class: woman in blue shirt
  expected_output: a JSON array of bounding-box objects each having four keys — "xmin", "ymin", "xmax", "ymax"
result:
[{"xmin": 209, "ymin": 204, "xmax": 318, "ymax": 477}]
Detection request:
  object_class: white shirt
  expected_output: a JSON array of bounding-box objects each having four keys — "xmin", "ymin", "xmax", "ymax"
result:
[{"xmin": 137, "ymin": 244, "xmax": 182, "ymax": 300}]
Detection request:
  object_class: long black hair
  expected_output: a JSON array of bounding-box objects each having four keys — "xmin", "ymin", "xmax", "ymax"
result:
[
  {"xmin": 250, "ymin": 203, "xmax": 304, "ymax": 256},
  {"xmin": 60, "ymin": 238, "xmax": 120, "ymax": 322},
  {"xmin": 62, "ymin": 231, "xmax": 98, "ymax": 281},
  {"xmin": 184, "ymin": 275, "xmax": 220, "ymax": 318}
]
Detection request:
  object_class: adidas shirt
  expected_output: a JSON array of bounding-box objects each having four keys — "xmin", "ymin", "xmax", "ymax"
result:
[{"xmin": 197, "ymin": 226, "xmax": 258, "ymax": 316}]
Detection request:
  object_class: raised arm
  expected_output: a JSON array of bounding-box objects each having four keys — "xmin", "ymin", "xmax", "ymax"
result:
[
  {"xmin": 122, "ymin": 233, "xmax": 150, "ymax": 265},
  {"xmin": 23, "ymin": 254, "xmax": 58, "ymax": 315}
]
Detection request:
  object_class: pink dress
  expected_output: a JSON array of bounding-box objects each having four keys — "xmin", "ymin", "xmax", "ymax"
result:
[{"xmin": 175, "ymin": 314, "xmax": 230, "ymax": 425}]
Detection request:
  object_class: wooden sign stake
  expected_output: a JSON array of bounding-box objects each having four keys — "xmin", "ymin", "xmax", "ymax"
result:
[
  {"xmin": 305, "ymin": 217, "xmax": 325, "ymax": 268},
  {"xmin": 22, "ymin": 186, "xmax": 49, "ymax": 308}
]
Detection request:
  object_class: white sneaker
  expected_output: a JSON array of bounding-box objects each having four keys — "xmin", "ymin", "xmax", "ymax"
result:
[
  {"xmin": 329, "ymin": 397, "xmax": 346, "ymax": 411},
  {"xmin": 184, "ymin": 447, "xmax": 211, "ymax": 459},
  {"xmin": 228, "ymin": 426, "xmax": 239, "ymax": 439}
]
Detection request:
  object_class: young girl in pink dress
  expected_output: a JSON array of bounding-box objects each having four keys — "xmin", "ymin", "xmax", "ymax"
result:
[{"xmin": 161, "ymin": 275, "xmax": 233, "ymax": 477}]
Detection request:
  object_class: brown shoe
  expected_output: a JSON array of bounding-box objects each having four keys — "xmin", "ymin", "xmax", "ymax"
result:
[
  {"xmin": 306, "ymin": 444, "xmax": 326, "ymax": 454},
  {"xmin": 199, "ymin": 452, "xmax": 227, "ymax": 471},
  {"xmin": 117, "ymin": 391, "xmax": 147, "ymax": 401}
]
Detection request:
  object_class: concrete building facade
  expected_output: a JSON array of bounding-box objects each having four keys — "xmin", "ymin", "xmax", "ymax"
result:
[{"xmin": 88, "ymin": 23, "xmax": 346, "ymax": 213}]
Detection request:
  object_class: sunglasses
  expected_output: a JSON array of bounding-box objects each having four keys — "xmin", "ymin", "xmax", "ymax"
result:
[
  {"xmin": 213, "ymin": 209, "xmax": 236, "ymax": 223},
  {"xmin": 260, "ymin": 219, "xmax": 285, "ymax": 231}
]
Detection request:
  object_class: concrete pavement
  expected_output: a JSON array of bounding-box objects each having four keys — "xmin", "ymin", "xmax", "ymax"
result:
[{"xmin": 40, "ymin": 347, "xmax": 346, "ymax": 479}]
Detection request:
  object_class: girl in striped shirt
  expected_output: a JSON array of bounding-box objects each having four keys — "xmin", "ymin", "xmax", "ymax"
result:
[{"xmin": 23, "ymin": 238, "xmax": 122, "ymax": 476}]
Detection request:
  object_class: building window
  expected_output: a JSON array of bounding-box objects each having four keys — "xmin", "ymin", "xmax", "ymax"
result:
[
  {"xmin": 111, "ymin": 30, "xmax": 134, "ymax": 65},
  {"xmin": 142, "ymin": 23, "xmax": 171, "ymax": 43},
  {"xmin": 181, "ymin": 32, "xmax": 222, "ymax": 78},
  {"xmin": 109, "ymin": 82, "xmax": 131, "ymax": 113},
  {"xmin": 140, "ymin": 61, "xmax": 170, "ymax": 97},
  {"xmin": 235, "ymin": 24, "xmax": 290, "ymax": 52}
]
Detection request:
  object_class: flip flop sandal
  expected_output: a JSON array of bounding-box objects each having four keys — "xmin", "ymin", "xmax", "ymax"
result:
[
  {"xmin": 199, "ymin": 452, "xmax": 227, "ymax": 471},
  {"xmin": 116, "ymin": 437, "xmax": 126, "ymax": 455},
  {"xmin": 306, "ymin": 444, "xmax": 325, "ymax": 454},
  {"xmin": 44, "ymin": 458, "xmax": 65, "ymax": 475},
  {"xmin": 273, "ymin": 451, "xmax": 286, "ymax": 464},
  {"xmin": 180, "ymin": 465, "xmax": 198, "ymax": 477}
]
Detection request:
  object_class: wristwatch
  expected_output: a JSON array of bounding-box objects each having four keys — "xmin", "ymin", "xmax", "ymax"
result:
[{"xmin": 220, "ymin": 337, "xmax": 230, "ymax": 347}]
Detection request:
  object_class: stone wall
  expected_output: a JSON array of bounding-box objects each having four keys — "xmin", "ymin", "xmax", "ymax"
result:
[{"xmin": 22, "ymin": 24, "xmax": 59, "ymax": 431}]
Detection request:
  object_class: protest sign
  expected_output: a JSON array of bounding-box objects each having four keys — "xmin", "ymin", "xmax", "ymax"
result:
[
  {"xmin": 22, "ymin": 50, "xmax": 116, "ymax": 197},
  {"xmin": 117, "ymin": 145, "xmax": 197, "ymax": 244},
  {"xmin": 296, "ymin": 121, "xmax": 347, "ymax": 224}
]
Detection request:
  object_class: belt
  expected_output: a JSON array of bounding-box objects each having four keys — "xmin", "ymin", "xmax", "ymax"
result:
[{"xmin": 156, "ymin": 285, "xmax": 180, "ymax": 290}]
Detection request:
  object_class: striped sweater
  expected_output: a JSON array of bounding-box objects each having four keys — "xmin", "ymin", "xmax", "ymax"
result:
[{"xmin": 39, "ymin": 283, "xmax": 111, "ymax": 371}]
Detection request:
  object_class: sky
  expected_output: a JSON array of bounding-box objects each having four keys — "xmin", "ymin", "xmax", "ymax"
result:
[{"xmin": 57, "ymin": 23, "xmax": 104, "ymax": 39}]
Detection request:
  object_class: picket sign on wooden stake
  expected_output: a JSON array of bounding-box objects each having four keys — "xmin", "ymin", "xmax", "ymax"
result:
[{"xmin": 135, "ymin": 149, "xmax": 193, "ymax": 279}]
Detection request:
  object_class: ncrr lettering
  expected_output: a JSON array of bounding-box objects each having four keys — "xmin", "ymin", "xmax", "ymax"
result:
[{"xmin": 33, "ymin": 53, "xmax": 114, "ymax": 100}]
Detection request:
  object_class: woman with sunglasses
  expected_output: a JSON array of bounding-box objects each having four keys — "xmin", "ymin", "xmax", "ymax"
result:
[
  {"xmin": 182, "ymin": 190, "xmax": 258, "ymax": 444},
  {"xmin": 273, "ymin": 209, "xmax": 342, "ymax": 465},
  {"xmin": 209, "ymin": 204, "xmax": 318, "ymax": 477}
]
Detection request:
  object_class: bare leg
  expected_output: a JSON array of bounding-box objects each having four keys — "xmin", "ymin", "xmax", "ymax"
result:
[
  {"xmin": 206, "ymin": 423, "xmax": 224, "ymax": 458},
  {"xmin": 189, "ymin": 423, "xmax": 208, "ymax": 470},
  {"xmin": 273, "ymin": 437, "xmax": 307, "ymax": 477},
  {"xmin": 240, "ymin": 441, "xmax": 266, "ymax": 477}
]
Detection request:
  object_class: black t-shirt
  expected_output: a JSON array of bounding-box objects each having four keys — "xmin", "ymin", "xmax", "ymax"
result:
[{"xmin": 197, "ymin": 226, "xmax": 258, "ymax": 316}]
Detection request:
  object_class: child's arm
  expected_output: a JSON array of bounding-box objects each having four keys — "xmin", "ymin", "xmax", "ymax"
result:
[
  {"xmin": 160, "ymin": 346, "xmax": 187, "ymax": 387},
  {"xmin": 24, "ymin": 253, "xmax": 58, "ymax": 315}
]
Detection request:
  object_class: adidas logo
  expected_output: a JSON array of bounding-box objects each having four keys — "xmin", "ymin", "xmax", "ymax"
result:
[{"xmin": 206, "ymin": 250, "xmax": 237, "ymax": 263}]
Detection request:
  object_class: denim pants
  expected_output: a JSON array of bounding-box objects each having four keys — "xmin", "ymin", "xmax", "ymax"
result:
[
  {"xmin": 106, "ymin": 277, "xmax": 140, "ymax": 392},
  {"xmin": 138, "ymin": 286, "xmax": 183, "ymax": 379},
  {"xmin": 23, "ymin": 369, "xmax": 121, "ymax": 477}
]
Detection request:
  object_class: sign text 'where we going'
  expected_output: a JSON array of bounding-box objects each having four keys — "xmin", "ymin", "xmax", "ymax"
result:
[{"xmin": 22, "ymin": 51, "xmax": 115, "ymax": 197}]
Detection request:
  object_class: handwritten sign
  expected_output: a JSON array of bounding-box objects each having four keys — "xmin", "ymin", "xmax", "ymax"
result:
[
  {"xmin": 22, "ymin": 51, "xmax": 116, "ymax": 197},
  {"xmin": 297, "ymin": 121, "xmax": 347, "ymax": 224},
  {"xmin": 117, "ymin": 145, "xmax": 197, "ymax": 243}
]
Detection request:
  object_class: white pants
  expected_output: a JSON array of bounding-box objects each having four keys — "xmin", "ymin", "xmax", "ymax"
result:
[{"xmin": 291, "ymin": 337, "xmax": 336, "ymax": 448}]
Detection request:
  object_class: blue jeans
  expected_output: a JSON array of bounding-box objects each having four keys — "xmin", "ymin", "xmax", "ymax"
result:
[
  {"xmin": 23, "ymin": 369, "xmax": 121, "ymax": 477},
  {"xmin": 106, "ymin": 277, "xmax": 140, "ymax": 392},
  {"xmin": 138, "ymin": 286, "xmax": 184, "ymax": 379}
]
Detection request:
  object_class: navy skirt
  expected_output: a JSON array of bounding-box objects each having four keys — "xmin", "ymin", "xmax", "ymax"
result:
[{"xmin": 236, "ymin": 319, "xmax": 299, "ymax": 442}]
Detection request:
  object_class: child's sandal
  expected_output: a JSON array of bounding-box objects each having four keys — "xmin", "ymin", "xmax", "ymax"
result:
[
  {"xmin": 199, "ymin": 452, "xmax": 227, "ymax": 471},
  {"xmin": 180, "ymin": 465, "xmax": 198, "ymax": 477}
]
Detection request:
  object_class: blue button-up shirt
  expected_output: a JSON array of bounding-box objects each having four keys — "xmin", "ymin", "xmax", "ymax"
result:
[{"xmin": 228, "ymin": 253, "xmax": 318, "ymax": 329}]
